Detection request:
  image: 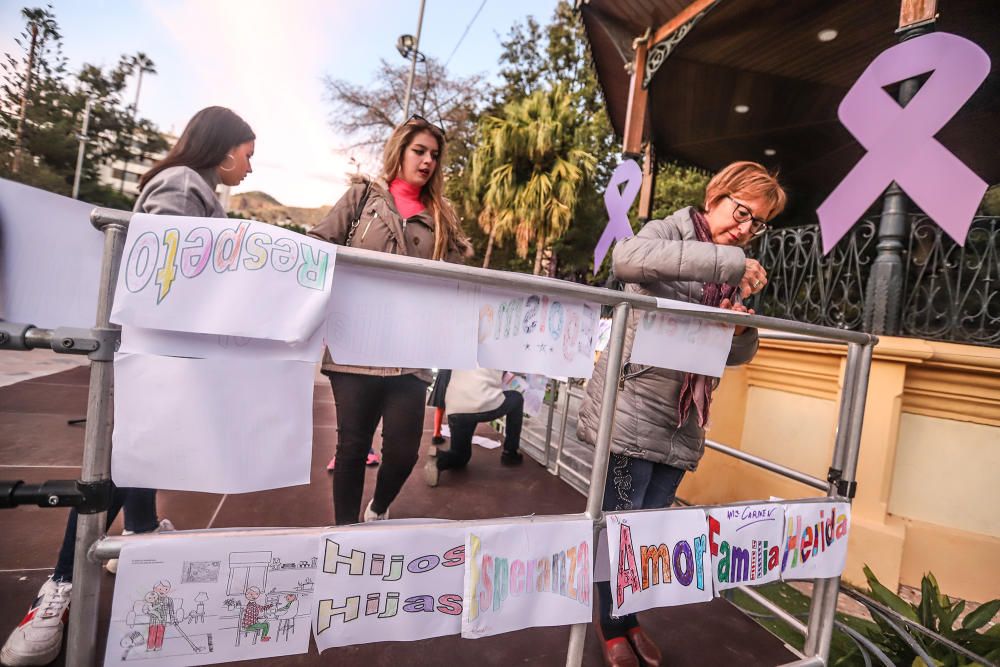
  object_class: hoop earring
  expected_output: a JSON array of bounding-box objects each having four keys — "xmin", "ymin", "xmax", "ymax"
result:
[{"xmin": 220, "ymin": 154, "xmax": 236, "ymax": 172}]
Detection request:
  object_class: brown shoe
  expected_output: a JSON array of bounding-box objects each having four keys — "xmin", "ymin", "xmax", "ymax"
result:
[
  {"xmin": 601, "ymin": 637, "xmax": 640, "ymax": 667},
  {"xmin": 626, "ymin": 626, "xmax": 662, "ymax": 667}
]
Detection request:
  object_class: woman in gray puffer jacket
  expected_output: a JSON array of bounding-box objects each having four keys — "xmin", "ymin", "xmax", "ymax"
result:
[{"xmin": 578, "ymin": 162, "xmax": 785, "ymax": 667}]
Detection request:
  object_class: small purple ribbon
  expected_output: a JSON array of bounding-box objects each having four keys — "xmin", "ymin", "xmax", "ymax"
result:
[
  {"xmin": 817, "ymin": 32, "xmax": 991, "ymax": 254},
  {"xmin": 594, "ymin": 159, "xmax": 642, "ymax": 272}
]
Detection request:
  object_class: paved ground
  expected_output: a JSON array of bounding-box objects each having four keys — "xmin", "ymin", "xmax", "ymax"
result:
[{"xmin": 0, "ymin": 356, "xmax": 797, "ymax": 666}]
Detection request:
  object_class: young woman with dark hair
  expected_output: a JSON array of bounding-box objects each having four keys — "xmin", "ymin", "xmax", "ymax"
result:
[{"xmin": 1, "ymin": 106, "xmax": 256, "ymax": 667}]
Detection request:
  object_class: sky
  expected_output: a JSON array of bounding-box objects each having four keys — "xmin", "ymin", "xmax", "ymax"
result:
[{"xmin": 0, "ymin": 0, "xmax": 560, "ymax": 207}]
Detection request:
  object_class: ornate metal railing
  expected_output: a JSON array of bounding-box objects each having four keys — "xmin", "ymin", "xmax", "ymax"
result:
[{"xmin": 748, "ymin": 215, "xmax": 1000, "ymax": 347}]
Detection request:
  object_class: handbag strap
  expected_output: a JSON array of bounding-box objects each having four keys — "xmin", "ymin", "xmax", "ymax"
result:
[{"xmin": 344, "ymin": 180, "xmax": 373, "ymax": 247}]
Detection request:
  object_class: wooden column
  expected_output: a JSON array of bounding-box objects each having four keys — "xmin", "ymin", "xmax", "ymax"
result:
[
  {"xmin": 622, "ymin": 37, "xmax": 649, "ymax": 158},
  {"xmin": 637, "ymin": 141, "xmax": 657, "ymax": 224}
]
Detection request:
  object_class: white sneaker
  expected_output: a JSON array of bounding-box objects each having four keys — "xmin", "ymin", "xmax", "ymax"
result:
[
  {"xmin": 106, "ymin": 518, "xmax": 176, "ymax": 574},
  {"xmin": 363, "ymin": 500, "xmax": 388, "ymax": 522},
  {"xmin": 1, "ymin": 577, "xmax": 71, "ymax": 666}
]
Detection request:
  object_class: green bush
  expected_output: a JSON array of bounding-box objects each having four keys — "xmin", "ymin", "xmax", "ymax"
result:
[{"xmin": 859, "ymin": 565, "xmax": 1000, "ymax": 666}]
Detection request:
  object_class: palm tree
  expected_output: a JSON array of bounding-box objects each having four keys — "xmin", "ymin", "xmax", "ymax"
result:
[
  {"xmin": 11, "ymin": 7, "xmax": 61, "ymax": 174},
  {"xmin": 118, "ymin": 52, "xmax": 157, "ymax": 192},
  {"xmin": 470, "ymin": 85, "xmax": 595, "ymax": 274}
]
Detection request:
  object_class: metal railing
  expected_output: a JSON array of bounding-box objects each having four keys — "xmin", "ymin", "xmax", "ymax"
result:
[
  {"xmin": 2, "ymin": 205, "xmax": 878, "ymax": 666},
  {"xmin": 750, "ymin": 215, "xmax": 1000, "ymax": 347}
]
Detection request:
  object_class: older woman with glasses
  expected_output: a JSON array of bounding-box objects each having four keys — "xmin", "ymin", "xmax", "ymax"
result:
[
  {"xmin": 577, "ymin": 161, "xmax": 785, "ymax": 667},
  {"xmin": 309, "ymin": 114, "xmax": 470, "ymax": 525}
]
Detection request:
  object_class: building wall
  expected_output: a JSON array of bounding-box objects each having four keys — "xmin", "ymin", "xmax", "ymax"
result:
[{"xmin": 677, "ymin": 335, "xmax": 1000, "ymax": 602}]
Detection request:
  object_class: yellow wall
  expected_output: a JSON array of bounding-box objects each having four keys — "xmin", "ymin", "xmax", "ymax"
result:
[{"xmin": 677, "ymin": 335, "xmax": 1000, "ymax": 603}]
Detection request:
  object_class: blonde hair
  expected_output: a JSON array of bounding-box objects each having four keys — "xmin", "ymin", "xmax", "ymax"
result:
[
  {"xmin": 704, "ymin": 161, "xmax": 787, "ymax": 221},
  {"xmin": 381, "ymin": 118, "xmax": 464, "ymax": 260}
]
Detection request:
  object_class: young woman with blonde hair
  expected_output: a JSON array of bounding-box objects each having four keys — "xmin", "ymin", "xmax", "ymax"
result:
[{"xmin": 310, "ymin": 115, "xmax": 470, "ymax": 525}]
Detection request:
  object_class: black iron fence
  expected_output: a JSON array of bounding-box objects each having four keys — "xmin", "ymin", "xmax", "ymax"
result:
[{"xmin": 748, "ymin": 215, "xmax": 1000, "ymax": 347}]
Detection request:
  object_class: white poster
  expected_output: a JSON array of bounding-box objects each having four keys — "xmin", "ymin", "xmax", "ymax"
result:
[
  {"xmin": 120, "ymin": 325, "xmax": 325, "ymax": 362},
  {"xmin": 707, "ymin": 504, "xmax": 785, "ymax": 592},
  {"xmin": 462, "ymin": 518, "xmax": 592, "ymax": 638},
  {"xmin": 606, "ymin": 509, "xmax": 713, "ymax": 616},
  {"xmin": 630, "ymin": 298, "xmax": 738, "ymax": 377},
  {"xmin": 105, "ymin": 532, "xmax": 318, "ymax": 666},
  {"xmin": 313, "ymin": 523, "xmax": 466, "ymax": 650},
  {"xmin": 112, "ymin": 354, "xmax": 314, "ymax": 494},
  {"xmin": 780, "ymin": 502, "xmax": 851, "ymax": 581},
  {"xmin": 325, "ymin": 263, "xmax": 478, "ymax": 370},
  {"xmin": 0, "ymin": 178, "xmax": 104, "ymax": 329},
  {"xmin": 111, "ymin": 214, "xmax": 336, "ymax": 342},
  {"xmin": 476, "ymin": 288, "xmax": 599, "ymax": 379}
]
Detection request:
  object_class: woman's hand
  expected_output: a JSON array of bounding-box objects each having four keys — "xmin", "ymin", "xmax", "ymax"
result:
[
  {"xmin": 739, "ymin": 259, "xmax": 767, "ymax": 299},
  {"xmin": 720, "ymin": 298, "xmax": 755, "ymax": 335}
]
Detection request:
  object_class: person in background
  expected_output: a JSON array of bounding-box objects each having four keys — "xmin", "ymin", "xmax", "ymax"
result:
[
  {"xmin": 577, "ymin": 161, "xmax": 785, "ymax": 667},
  {"xmin": 309, "ymin": 115, "xmax": 471, "ymax": 524},
  {"xmin": 1, "ymin": 106, "xmax": 255, "ymax": 667},
  {"xmin": 423, "ymin": 367, "xmax": 524, "ymax": 487},
  {"xmin": 427, "ymin": 369, "xmax": 452, "ymax": 445}
]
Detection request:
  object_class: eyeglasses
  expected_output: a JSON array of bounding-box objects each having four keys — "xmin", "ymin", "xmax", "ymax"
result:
[
  {"xmin": 726, "ymin": 195, "xmax": 768, "ymax": 237},
  {"xmin": 406, "ymin": 113, "xmax": 447, "ymax": 139}
]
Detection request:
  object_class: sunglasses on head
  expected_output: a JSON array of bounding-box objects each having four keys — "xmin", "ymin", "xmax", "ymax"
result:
[{"xmin": 406, "ymin": 113, "xmax": 447, "ymax": 139}]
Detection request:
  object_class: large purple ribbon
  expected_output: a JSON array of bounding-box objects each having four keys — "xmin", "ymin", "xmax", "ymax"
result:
[
  {"xmin": 594, "ymin": 159, "xmax": 643, "ymax": 272},
  {"xmin": 817, "ymin": 32, "xmax": 991, "ymax": 254}
]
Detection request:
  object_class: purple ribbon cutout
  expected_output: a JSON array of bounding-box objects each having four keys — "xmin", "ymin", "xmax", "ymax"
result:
[
  {"xmin": 594, "ymin": 159, "xmax": 642, "ymax": 272},
  {"xmin": 817, "ymin": 32, "xmax": 991, "ymax": 254}
]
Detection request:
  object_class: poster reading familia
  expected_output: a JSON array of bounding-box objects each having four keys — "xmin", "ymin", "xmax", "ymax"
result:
[
  {"xmin": 104, "ymin": 533, "xmax": 318, "ymax": 667},
  {"xmin": 312, "ymin": 523, "xmax": 466, "ymax": 651},
  {"xmin": 111, "ymin": 214, "xmax": 336, "ymax": 343},
  {"xmin": 462, "ymin": 518, "xmax": 592, "ymax": 638},
  {"xmin": 707, "ymin": 504, "xmax": 785, "ymax": 592},
  {"xmin": 476, "ymin": 287, "xmax": 599, "ymax": 379},
  {"xmin": 606, "ymin": 509, "xmax": 713, "ymax": 617},
  {"xmin": 781, "ymin": 502, "xmax": 851, "ymax": 581}
]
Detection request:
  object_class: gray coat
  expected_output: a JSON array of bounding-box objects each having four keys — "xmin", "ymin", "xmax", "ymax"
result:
[
  {"xmin": 133, "ymin": 166, "xmax": 226, "ymax": 218},
  {"xmin": 576, "ymin": 207, "xmax": 759, "ymax": 471}
]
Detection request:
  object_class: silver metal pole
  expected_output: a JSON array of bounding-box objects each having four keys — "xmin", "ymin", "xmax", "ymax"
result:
[
  {"xmin": 803, "ymin": 341, "xmax": 875, "ymax": 663},
  {"xmin": 401, "ymin": 0, "xmax": 426, "ymax": 120},
  {"xmin": 565, "ymin": 302, "xmax": 630, "ymax": 667},
  {"xmin": 71, "ymin": 99, "xmax": 92, "ymax": 200},
  {"xmin": 64, "ymin": 213, "xmax": 127, "ymax": 667},
  {"xmin": 737, "ymin": 585, "xmax": 807, "ymax": 636},
  {"xmin": 704, "ymin": 439, "xmax": 828, "ymax": 491},
  {"xmin": 555, "ymin": 380, "xmax": 572, "ymax": 472}
]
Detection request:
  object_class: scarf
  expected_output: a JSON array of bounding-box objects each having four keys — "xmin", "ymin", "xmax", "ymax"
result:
[
  {"xmin": 676, "ymin": 208, "xmax": 738, "ymax": 429},
  {"xmin": 389, "ymin": 178, "xmax": 426, "ymax": 219}
]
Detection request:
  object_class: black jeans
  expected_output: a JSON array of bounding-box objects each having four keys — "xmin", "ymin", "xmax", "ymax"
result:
[
  {"xmin": 437, "ymin": 390, "xmax": 523, "ymax": 471},
  {"xmin": 53, "ymin": 486, "xmax": 158, "ymax": 582},
  {"xmin": 596, "ymin": 453, "xmax": 686, "ymax": 636},
  {"xmin": 328, "ymin": 372, "xmax": 429, "ymax": 525}
]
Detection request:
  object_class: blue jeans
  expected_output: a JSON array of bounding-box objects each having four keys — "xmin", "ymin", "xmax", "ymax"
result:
[
  {"xmin": 53, "ymin": 486, "xmax": 158, "ymax": 582},
  {"xmin": 597, "ymin": 453, "xmax": 686, "ymax": 635}
]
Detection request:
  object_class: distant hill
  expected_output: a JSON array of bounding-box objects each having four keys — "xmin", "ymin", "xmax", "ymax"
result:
[{"xmin": 228, "ymin": 191, "xmax": 332, "ymax": 231}]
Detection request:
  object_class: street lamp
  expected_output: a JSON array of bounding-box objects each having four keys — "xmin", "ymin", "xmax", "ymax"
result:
[{"xmin": 397, "ymin": 0, "xmax": 426, "ymax": 122}]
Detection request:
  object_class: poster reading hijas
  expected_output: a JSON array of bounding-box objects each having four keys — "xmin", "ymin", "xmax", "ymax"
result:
[
  {"xmin": 462, "ymin": 518, "xmax": 592, "ymax": 638},
  {"xmin": 313, "ymin": 523, "xmax": 466, "ymax": 650},
  {"xmin": 707, "ymin": 503, "xmax": 785, "ymax": 592},
  {"xmin": 606, "ymin": 509, "xmax": 713, "ymax": 617},
  {"xmin": 781, "ymin": 502, "xmax": 851, "ymax": 580}
]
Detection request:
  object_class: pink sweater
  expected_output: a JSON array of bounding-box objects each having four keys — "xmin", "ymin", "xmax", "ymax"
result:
[{"xmin": 389, "ymin": 178, "xmax": 426, "ymax": 219}]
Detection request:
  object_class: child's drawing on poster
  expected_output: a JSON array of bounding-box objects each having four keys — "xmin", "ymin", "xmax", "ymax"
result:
[{"xmin": 105, "ymin": 533, "xmax": 318, "ymax": 666}]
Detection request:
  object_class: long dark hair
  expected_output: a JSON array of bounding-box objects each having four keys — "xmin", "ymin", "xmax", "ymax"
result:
[{"xmin": 138, "ymin": 106, "xmax": 255, "ymax": 190}]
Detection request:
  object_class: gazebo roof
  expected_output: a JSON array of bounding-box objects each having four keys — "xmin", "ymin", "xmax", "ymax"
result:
[{"xmin": 580, "ymin": 0, "xmax": 999, "ymax": 219}]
